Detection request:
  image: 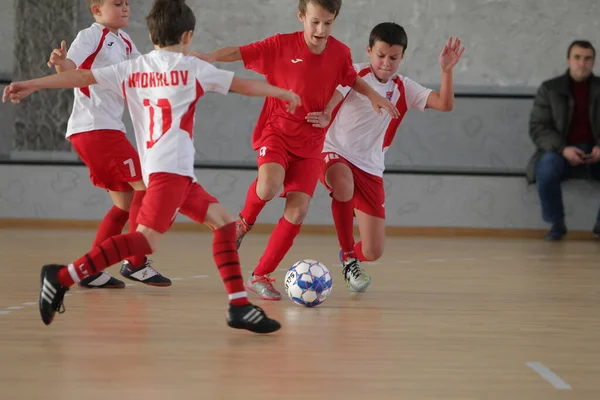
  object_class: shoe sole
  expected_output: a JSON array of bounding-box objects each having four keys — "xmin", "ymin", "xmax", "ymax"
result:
[
  {"xmin": 79, "ymin": 282, "xmax": 126, "ymax": 289},
  {"xmin": 227, "ymin": 320, "xmax": 282, "ymax": 334},
  {"xmin": 119, "ymin": 274, "xmax": 172, "ymax": 287},
  {"xmin": 244, "ymin": 282, "xmax": 281, "ymax": 301}
]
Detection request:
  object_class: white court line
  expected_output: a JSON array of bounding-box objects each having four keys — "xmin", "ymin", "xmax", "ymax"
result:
[
  {"xmin": 6, "ymin": 306, "xmax": 24, "ymax": 310},
  {"xmin": 0, "ymin": 311, "xmax": 10, "ymax": 315},
  {"xmin": 170, "ymin": 278, "xmax": 184, "ymax": 281},
  {"xmin": 526, "ymin": 362, "xmax": 571, "ymax": 390},
  {"xmin": 64, "ymin": 294, "xmax": 73, "ymax": 297},
  {"xmin": 22, "ymin": 302, "xmax": 37, "ymax": 306},
  {"xmin": 192, "ymin": 275, "xmax": 209, "ymax": 279}
]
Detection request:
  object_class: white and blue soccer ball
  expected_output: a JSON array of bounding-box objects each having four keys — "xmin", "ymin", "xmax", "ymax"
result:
[{"xmin": 284, "ymin": 259, "xmax": 333, "ymax": 307}]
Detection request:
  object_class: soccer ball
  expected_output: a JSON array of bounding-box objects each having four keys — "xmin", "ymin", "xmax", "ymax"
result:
[{"xmin": 284, "ymin": 259, "xmax": 333, "ymax": 307}]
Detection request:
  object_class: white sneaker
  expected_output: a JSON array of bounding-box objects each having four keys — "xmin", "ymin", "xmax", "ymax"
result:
[{"xmin": 342, "ymin": 258, "xmax": 371, "ymax": 292}]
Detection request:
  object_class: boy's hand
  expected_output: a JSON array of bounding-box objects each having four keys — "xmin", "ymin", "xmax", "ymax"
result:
[
  {"xmin": 190, "ymin": 52, "xmax": 216, "ymax": 63},
  {"xmin": 305, "ymin": 111, "xmax": 332, "ymax": 128},
  {"xmin": 278, "ymin": 90, "xmax": 302, "ymax": 114},
  {"xmin": 48, "ymin": 40, "xmax": 68, "ymax": 68},
  {"xmin": 439, "ymin": 37, "xmax": 465, "ymax": 72},
  {"xmin": 369, "ymin": 94, "xmax": 400, "ymax": 118},
  {"xmin": 3, "ymin": 81, "xmax": 36, "ymax": 104}
]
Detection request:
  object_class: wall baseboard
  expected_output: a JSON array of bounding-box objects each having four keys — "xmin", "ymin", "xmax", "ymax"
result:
[{"xmin": 0, "ymin": 218, "xmax": 596, "ymax": 240}]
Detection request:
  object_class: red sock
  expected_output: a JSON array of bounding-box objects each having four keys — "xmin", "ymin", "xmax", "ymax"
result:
[
  {"xmin": 332, "ymin": 198, "xmax": 356, "ymax": 260},
  {"xmin": 57, "ymin": 232, "xmax": 152, "ymax": 287},
  {"xmin": 213, "ymin": 222, "xmax": 249, "ymax": 306},
  {"xmin": 354, "ymin": 241, "xmax": 368, "ymax": 262},
  {"xmin": 92, "ymin": 206, "xmax": 129, "ymax": 248},
  {"xmin": 124, "ymin": 190, "xmax": 147, "ymax": 268},
  {"xmin": 254, "ymin": 217, "xmax": 302, "ymax": 276},
  {"xmin": 240, "ymin": 180, "xmax": 267, "ymax": 225}
]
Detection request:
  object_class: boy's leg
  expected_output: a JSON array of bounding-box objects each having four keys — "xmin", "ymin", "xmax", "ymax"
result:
[
  {"xmin": 236, "ymin": 143, "xmax": 287, "ymax": 249},
  {"xmin": 322, "ymin": 153, "xmax": 357, "ymax": 261},
  {"xmin": 179, "ymin": 185, "xmax": 281, "ymax": 333},
  {"xmin": 247, "ymin": 156, "xmax": 319, "ymax": 300},
  {"xmin": 119, "ymin": 186, "xmax": 172, "ymax": 287},
  {"xmin": 39, "ymin": 173, "xmax": 188, "ymax": 326}
]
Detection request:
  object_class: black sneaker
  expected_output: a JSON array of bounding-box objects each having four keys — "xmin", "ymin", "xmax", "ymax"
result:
[
  {"xmin": 119, "ymin": 259, "xmax": 171, "ymax": 287},
  {"xmin": 79, "ymin": 272, "xmax": 125, "ymax": 289},
  {"xmin": 593, "ymin": 223, "xmax": 600, "ymax": 239},
  {"xmin": 39, "ymin": 264, "xmax": 69, "ymax": 326},
  {"xmin": 227, "ymin": 304, "xmax": 281, "ymax": 334},
  {"xmin": 544, "ymin": 222, "xmax": 567, "ymax": 241}
]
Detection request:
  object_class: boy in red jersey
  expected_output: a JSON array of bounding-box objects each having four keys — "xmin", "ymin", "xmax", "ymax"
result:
[
  {"xmin": 4, "ymin": 0, "xmax": 300, "ymax": 333},
  {"xmin": 47, "ymin": 0, "xmax": 170, "ymax": 288},
  {"xmin": 196, "ymin": 0, "xmax": 399, "ymax": 300},
  {"xmin": 308, "ymin": 23, "xmax": 465, "ymax": 292}
]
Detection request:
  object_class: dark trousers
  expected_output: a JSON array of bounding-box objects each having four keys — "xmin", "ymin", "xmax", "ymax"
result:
[{"xmin": 535, "ymin": 143, "xmax": 600, "ymax": 224}]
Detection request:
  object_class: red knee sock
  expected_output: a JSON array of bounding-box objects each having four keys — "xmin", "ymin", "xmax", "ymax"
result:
[
  {"xmin": 240, "ymin": 180, "xmax": 267, "ymax": 225},
  {"xmin": 92, "ymin": 206, "xmax": 129, "ymax": 248},
  {"xmin": 213, "ymin": 222, "xmax": 249, "ymax": 306},
  {"xmin": 254, "ymin": 217, "xmax": 302, "ymax": 276},
  {"xmin": 57, "ymin": 232, "xmax": 152, "ymax": 287},
  {"xmin": 124, "ymin": 190, "xmax": 147, "ymax": 268},
  {"xmin": 354, "ymin": 241, "xmax": 368, "ymax": 262},
  {"xmin": 332, "ymin": 198, "xmax": 356, "ymax": 260}
]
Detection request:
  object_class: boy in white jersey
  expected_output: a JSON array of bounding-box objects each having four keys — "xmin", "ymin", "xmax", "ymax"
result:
[
  {"xmin": 46, "ymin": 0, "xmax": 171, "ymax": 288},
  {"xmin": 4, "ymin": 0, "xmax": 301, "ymax": 333},
  {"xmin": 307, "ymin": 23, "xmax": 465, "ymax": 291}
]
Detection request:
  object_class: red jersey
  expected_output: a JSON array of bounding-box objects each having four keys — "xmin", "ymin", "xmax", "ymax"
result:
[{"xmin": 240, "ymin": 31, "xmax": 357, "ymax": 158}]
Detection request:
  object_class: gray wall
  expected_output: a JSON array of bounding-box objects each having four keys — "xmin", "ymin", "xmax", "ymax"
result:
[{"xmin": 2, "ymin": 164, "xmax": 599, "ymax": 230}]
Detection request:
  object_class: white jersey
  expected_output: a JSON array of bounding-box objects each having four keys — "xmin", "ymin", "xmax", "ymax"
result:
[
  {"xmin": 323, "ymin": 63, "xmax": 432, "ymax": 177},
  {"xmin": 66, "ymin": 23, "xmax": 140, "ymax": 138},
  {"xmin": 92, "ymin": 50, "xmax": 234, "ymax": 184}
]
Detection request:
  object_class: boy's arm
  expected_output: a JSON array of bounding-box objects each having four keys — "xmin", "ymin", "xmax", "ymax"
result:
[
  {"xmin": 352, "ymin": 76, "xmax": 400, "ymax": 118},
  {"xmin": 193, "ymin": 47, "xmax": 242, "ymax": 63},
  {"xmin": 3, "ymin": 70, "xmax": 96, "ymax": 103},
  {"xmin": 425, "ymin": 37, "xmax": 465, "ymax": 111},
  {"xmin": 305, "ymin": 89, "xmax": 345, "ymax": 128},
  {"xmin": 229, "ymin": 76, "xmax": 301, "ymax": 113}
]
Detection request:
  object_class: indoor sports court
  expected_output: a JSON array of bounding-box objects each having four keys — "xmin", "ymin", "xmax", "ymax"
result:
[{"xmin": 0, "ymin": 227, "xmax": 599, "ymax": 398}]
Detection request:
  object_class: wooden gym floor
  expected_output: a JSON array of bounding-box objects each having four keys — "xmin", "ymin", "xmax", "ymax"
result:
[{"xmin": 0, "ymin": 227, "xmax": 599, "ymax": 399}]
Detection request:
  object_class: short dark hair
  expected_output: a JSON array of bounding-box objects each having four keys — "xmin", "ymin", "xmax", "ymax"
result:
[
  {"xmin": 369, "ymin": 22, "xmax": 408, "ymax": 51},
  {"xmin": 146, "ymin": 0, "xmax": 196, "ymax": 47},
  {"xmin": 567, "ymin": 40, "xmax": 596, "ymax": 60},
  {"xmin": 298, "ymin": 0, "xmax": 342, "ymax": 17}
]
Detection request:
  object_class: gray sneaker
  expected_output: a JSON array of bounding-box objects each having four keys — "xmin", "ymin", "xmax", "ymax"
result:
[
  {"xmin": 342, "ymin": 258, "xmax": 371, "ymax": 292},
  {"xmin": 245, "ymin": 274, "xmax": 281, "ymax": 301}
]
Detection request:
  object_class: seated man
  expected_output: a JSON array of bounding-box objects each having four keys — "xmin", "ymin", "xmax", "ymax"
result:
[{"xmin": 527, "ymin": 40, "xmax": 600, "ymax": 240}]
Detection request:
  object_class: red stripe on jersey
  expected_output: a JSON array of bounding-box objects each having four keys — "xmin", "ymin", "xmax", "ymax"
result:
[
  {"xmin": 382, "ymin": 77, "xmax": 408, "ymax": 150},
  {"xmin": 119, "ymin": 33, "xmax": 133, "ymax": 55},
  {"xmin": 78, "ymin": 28, "xmax": 110, "ymax": 98},
  {"xmin": 180, "ymin": 80, "xmax": 205, "ymax": 139},
  {"xmin": 357, "ymin": 67, "xmax": 371, "ymax": 77}
]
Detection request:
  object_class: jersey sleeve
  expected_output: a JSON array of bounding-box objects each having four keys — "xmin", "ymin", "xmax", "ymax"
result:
[
  {"xmin": 336, "ymin": 63, "xmax": 361, "ymax": 97},
  {"xmin": 66, "ymin": 29, "xmax": 99, "ymax": 67},
  {"xmin": 195, "ymin": 60, "xmax": 235, "ymax": 95},
  {"xmin": 239, "ymin": 34, "xmax": 280, "ymax": 75},
  {"xmin": 337, "ymin": 50, "xmax": 358, "ymax": 89},
  {"xmin": 403, "ymin": 77, "xmax": 433, "ymax": 111},
  {"xmin": 91, "ymin": 61, "xmax": 129, "ymax": 97}
]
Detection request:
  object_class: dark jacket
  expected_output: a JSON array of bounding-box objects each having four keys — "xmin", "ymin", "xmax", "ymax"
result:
[{"xmin": 526, "ymin": 72, "xmax": 600, "ymax": 183}]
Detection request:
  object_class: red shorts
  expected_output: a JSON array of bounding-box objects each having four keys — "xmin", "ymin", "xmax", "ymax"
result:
[
  {"xmin": 256, "ymin": 135, "xmax": 320, "ymax": 197},
  {"xmin": 137, "ymin": 173, "xmax": 218, "ymax": 234},
  {"xmin": 320, "ymin": 152, "xmax": 386, "ymax": 219},
  {"xmin": 70, "ymin": 130, "xmax": 141, "ymax": 192}
]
